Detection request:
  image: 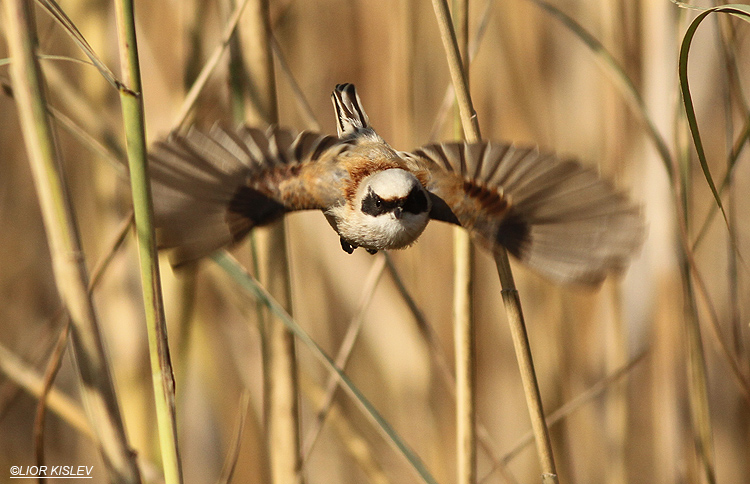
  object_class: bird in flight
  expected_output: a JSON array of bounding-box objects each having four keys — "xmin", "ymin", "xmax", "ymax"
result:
[{"xmin": 149, "ymin": 83, "xmax": 643, "ymax": 285}]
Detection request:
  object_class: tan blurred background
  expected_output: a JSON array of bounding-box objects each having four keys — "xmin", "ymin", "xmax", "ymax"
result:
[{"xmin": 1, "ymin": 0, "xmax": 749, "ymax": 483}]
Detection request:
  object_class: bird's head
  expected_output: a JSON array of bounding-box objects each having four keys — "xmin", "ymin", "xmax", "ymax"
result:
[{"xmin": 350, "ymin": 168, "xmax": 431, "ymax": 250}]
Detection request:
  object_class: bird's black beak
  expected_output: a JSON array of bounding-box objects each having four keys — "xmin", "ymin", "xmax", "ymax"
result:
[{"xmin": 394, "ymin": 207, "xmax": 403, "ymax": 219}]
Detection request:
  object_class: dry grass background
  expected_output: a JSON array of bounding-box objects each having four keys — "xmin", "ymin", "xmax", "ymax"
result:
[{"xmin": 1, "ymin": 0, "xmax": 749, "ymax": 483}]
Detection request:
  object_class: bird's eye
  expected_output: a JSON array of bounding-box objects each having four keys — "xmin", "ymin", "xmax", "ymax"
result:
[{"xmin": 361, "ymin": 191, "xmax": 389, "ymax": 216}]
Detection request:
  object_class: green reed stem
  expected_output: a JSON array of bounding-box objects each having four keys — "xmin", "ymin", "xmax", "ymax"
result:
[
  {"xmin": 113, "ymin": 0, "xmax": 182, "ymax": 482},
  {"xmin": 3, "ymin": 0, "xmax": 141, "ymax": 481}
]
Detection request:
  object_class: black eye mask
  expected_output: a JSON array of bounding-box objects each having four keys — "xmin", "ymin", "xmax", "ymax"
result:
[
  {"xmin": 361, "ymin": 189, "xmax": 400, "ymax": 216},
  {"xmin": 402, "ymin": 187, "xmax": 428, "ymax": 214}
]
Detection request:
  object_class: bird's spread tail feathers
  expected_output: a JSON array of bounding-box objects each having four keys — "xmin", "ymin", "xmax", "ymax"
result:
[{"xmin": 332, "ymin": 83, "xmax": 376, "ymax": 139}]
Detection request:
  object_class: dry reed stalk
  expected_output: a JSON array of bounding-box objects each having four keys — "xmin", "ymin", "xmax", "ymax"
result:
[
  {"xmin": 428, "ymin": 0, "xmax": 492, "ymax": 142},
  {"xmin": 226, "ymin": 0, "xmax": 247, "ymax": 123},
  {"xmin": 479, "ymin": 351, "xmax": 648, "ymax": 482},
  {"xmin": 675, "ymin": 6, "xmax": 750, "ymax": 478},
  {"xmin": 392, "ymin": 0, "xmax": 415, "ymax": 148},
  {"xmin": 172, "ymin": 0, "xmax": 251, "ymax": 131},
  {"xmin": 0, "ymin": 334, "xmax": 172, "ymax": 482},
  {"xmin": 113, "ymin": 0, "xmax": 182, "ymax": 482},
  {"xmin": 604, "ymin": 280, "xmax": 629, "ymax": 484},
  {"xmin": 682, "ymin": 277, "xmax": 716, "ymax": 484},
  {"xmin": 429, "ymin": 0, "xmax": 558, "ymax": 481},
  {"xmin": 241, "ymin": 1, "xmax": 303, "ymax": 482},
  {"xmin": 217, "ymin": 391, "xmax": 252, "ymax": 484},
  {"xmin": 0, "ymin": 341, "xmax": 91, "ymax": 437},
  {"xmin": 34, "ymin": 210, "xmax": 134, "ymax": 468},
  {"xmin": 717, "ymin": 11, "xmax": 746, "ymax": 379},
  {"xmin": 453, "ymin": 229, "xmax": 475, "ymax": 484},
  {"xmin": 40, "ymin": 62, "xmax": 122, "ymax": 152},
  {"xmin": 600, "ymin": 4, "xmax": 630, "ymax": 483},
  {"xmin": 3, "ymin": 1, "xmax": 141, "ymax": 482},
  {"xmin": 385, "ymin": 254, "xmax": 521, "ymax": 483},
  {"xmin": 675, "ymin": 152, "xmax": 716, "ymax": 483},
  {"xmin": 452, "ymin": 1, "xmax": 476, "ymax": 483},
  {"xmin": 533, "ymin": 2, "xmax": 735, "ymax": 481},
  {"xmin": 271, "ymin": 34, "xmax": 322, "ymax": 132},
  {"xmin": 1, "ymin": 68, "xmax": 126, "ymax": 180},
  {"xmin": 32, "ymin": 87, "xmax": 126, "ymax": 176},
  {"xmin": 34, "ymin": 316, "xmax": 70, "ymax": 468}
]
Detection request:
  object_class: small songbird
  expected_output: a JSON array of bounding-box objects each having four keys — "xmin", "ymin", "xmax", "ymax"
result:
[{"xmin": 149, "ymin": 83, "xmax": 643, "ymax": 285}]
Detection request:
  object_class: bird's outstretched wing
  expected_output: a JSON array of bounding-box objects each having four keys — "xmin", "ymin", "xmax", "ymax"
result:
[
  {"xmin": 404, "ymin": 143, "xmax": 644, "ymax": 285},
  {"xmin": 149, "ymin": 124, "xmax": 350, "ymax": 265}
]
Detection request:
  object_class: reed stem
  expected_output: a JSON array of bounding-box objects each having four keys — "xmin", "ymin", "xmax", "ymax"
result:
[
  {"xmin": 241, "ymin": 1, "xmax": 303, "ymax": 482},
  {"xmin": 3, "ymin": 0, "xmax": 141, "ymax": 481},
  {"xmin": 113, "ymin": 0, "xmax": 182, "ymax": 481},
  {"xmin": 429, "ymin": 0, "xmax": 558, "ymax": 480},
  {"xmin": 452, "ymin": 1, "xmax": 476, "ymax": 483}
]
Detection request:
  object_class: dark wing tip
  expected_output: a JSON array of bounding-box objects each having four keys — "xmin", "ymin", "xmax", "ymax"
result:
[
  {"xmin": 412, "ymin": 140, "xmax": 645, "ymax": 285},
  {"xmin": 494, "ymin": 211, "xmax": 531, "ymax": 259},
  {"xmin": 226, "ymin": 185, "xmax": 287, "ymax": 236}
]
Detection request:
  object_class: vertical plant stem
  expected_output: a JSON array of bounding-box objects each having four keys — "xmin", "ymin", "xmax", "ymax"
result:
[
  {"xmin": 223, "ymin": 0, "xmax": 266, "ymax": 333},
  {"xmin": 243, "ymin": 0, "xmax": 278, "ymax": 127},
  {"xmin": 682, "ymin": 267, "xmax": 716, "ymax": 484},
  {"xmin": 497, "ymin": 277, "xmax": 557, "ymax": 483},
  {"xmin": 429, "ymin": 0, "xmax": 558, "ymax": 481},
  {"xmin": 452, "ymin": 1, "xmax": 476, "ymax": 484},
  {"xmin": 242, "ymin": 1, "xmax": 303, "ymax": 483},
  {"xmin": 34, "ymin": 316, "xmax": 70, "ymax": 469},
  {"xmin": 223, "ymin": 13, "xmax": 271, "ymax": 472},
  {"xmin": 393, "ymin": 0, "xmax": 415, "ymax": 148},
  {"xmin": 429, "ymin": 0, "xmax": 480, "ymax": 141},
  {"xmin": 112, "ymin": 1, "xmax": 182, "ymax": 483},
  {"xmin": 34, "ymin": 211, "xmax": 135, "ymax": 469},
  {"xmin": 271, "ymin": 34, "xmax": 322, "ymax": 132},
  {"xmin": 454, "ymin": 231, "xmax": 475, "ymax": 484},
  {"xmin": 675, "ymin": 9, "xmax": 730, "ymax": 482},
  {"xmin": 677, "ymin": 135, "xmax": 716, "ymax": 484},
  {"xmin": 2, "ymin": 1, "xmax": 141, "ymax": 482},
  {"xmin": 226, "ymin": 0, "xmax": 248, "ymax": 123},
  {"xmin": 172, "ymin": 0, "xmax": 251, "ymax": 131},
  {"xmin": 600, "ymin": 4, "xmax": 628, "ymax": 483}
]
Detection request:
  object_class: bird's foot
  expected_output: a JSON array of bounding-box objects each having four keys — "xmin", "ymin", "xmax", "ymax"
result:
[{"xmin": 340, "ymin": 238, "xmax": 356, "ymax": 254}]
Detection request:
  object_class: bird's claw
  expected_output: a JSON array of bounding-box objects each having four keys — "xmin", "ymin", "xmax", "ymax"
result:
[
  {"xmin": 340, "ymin": 238, "xmax": 355, "ymax": 254},
  {"xmin": 339, "ymin": 238, "xmax": 378, "ymax": 255}
]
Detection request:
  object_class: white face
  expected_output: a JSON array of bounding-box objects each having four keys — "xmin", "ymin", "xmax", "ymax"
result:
[{"xmin": 329, "ymin": 168, "xmax": 432, "ymax": 251}]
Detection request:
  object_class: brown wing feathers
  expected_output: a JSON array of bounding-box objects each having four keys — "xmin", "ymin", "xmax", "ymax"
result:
[
  {"xmin": 149, "ymin": 125, "xmax": 345, "ymax": 265},
  {"xmin": 150, "ymin": 122, "xmax": 642, "ymax": 283},
  {"xmin": 412, "ymin": 142, "xmax": 643, "ymax": 285}
]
